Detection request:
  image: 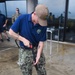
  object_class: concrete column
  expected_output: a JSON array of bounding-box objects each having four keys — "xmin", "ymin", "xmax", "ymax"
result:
[{"xmin": 26, "ymin": 0, "xmax": 38, "ymax": 13}]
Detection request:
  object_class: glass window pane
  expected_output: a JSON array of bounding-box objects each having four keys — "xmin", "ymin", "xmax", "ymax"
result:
[
  {"xmin": 6, "ymin": 1, "xmax": 26, "ymax": 17},
  {"xmin": 38, "ymin": 0, "xmax": 65, "ymax": 41},
  {"xmin": 66, "ymin": 0, "xmax": 75, "ymax": 43},
  {"xmin": 0, "ymin": 3, "xmax": 6, "ymax": 15}
]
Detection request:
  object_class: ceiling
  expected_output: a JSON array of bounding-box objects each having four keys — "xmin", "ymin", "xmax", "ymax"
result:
[
  {"xmin": 0, "ymin": 0, "xmax": 5, "ymax": 2},
  {"xmin": 0, "ymin": 0, "xmax": 23, "ymax": 2}
]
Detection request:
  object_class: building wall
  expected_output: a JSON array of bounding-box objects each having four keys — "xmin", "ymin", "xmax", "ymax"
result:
[{"xmin": 27, "ymin": 0, "xmax": 38, "ymax": 13}]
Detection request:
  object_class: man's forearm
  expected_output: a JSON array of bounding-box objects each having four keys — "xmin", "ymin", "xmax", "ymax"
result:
[
  {"xmin": 9, "ymin": 29, "xmax": 24, "ymax": 42},
  {"xmin": 5, "ymin": 19, "xmax": 8, "ymax": 25},
  {"xmin": 9, "ymin": 29, "xmax": 30, "ymax": 47},
  {"xmin": 37, "ymin": 42, "xmax": 44, "ymax": 58},
  {"xmin": 33, "ymin": 42, "xmax": 44, "ymax": 65}
]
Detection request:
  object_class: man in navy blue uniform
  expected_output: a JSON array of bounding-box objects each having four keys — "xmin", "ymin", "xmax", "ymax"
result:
[
  {"xmin": 0, "ymin": 11, "xmax": 10, "ymax": 42},
  {"xmin": 9, "ymin": 4, "xmax": 49, "ymax": 75}
]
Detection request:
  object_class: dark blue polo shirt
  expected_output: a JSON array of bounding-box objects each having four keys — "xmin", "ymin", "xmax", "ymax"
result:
[{"xmin": 11, "ymin": 14, "xmax": 47, "ymax": 48}]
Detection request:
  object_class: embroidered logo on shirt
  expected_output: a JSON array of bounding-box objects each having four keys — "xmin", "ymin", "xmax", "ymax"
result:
[{"xmin": 37, "ymin": 29, "xmax": 41, "ymax": 34}]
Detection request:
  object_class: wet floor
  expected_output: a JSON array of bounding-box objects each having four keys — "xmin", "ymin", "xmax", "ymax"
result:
[{"xmin": 0, "ymin": 36, "xmax": 75, "ymax": 75}]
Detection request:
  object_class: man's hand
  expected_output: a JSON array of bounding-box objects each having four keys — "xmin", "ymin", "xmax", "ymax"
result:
[
  {"xmin": 9, "ymin": 29, "xmax": 30, "ymax": 47},
  {"xmin": 33, "ymin": 54, "xmax": 40, "ymax": 65},
  {"xmin": 3, "ymin": 24, "xmax": 6, "ymax": 27},
  {"xmin": 33, "ymin": 42, "xmax": 44, "ymax": 65},
  {"xmin": 22, "ymin": 38, "xmax": 30, "ymax": 47}
]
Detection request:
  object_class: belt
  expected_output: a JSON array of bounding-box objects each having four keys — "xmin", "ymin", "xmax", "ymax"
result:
[{"xmin": 20, "ymin": 46, "xmax": 37, "ymax": 50}]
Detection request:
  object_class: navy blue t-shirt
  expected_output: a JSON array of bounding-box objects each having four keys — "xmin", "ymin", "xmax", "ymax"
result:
[
  {"xmin": 10, "ymin": 14, "xmax": 47, "ymax": 47},
  {"xmin": 0, "ymin": 14, "xmax": 6, "ymax": 28},
  {"xmin": 0, "ymin": 14, "xmax": 6, "ymax": 33}
]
